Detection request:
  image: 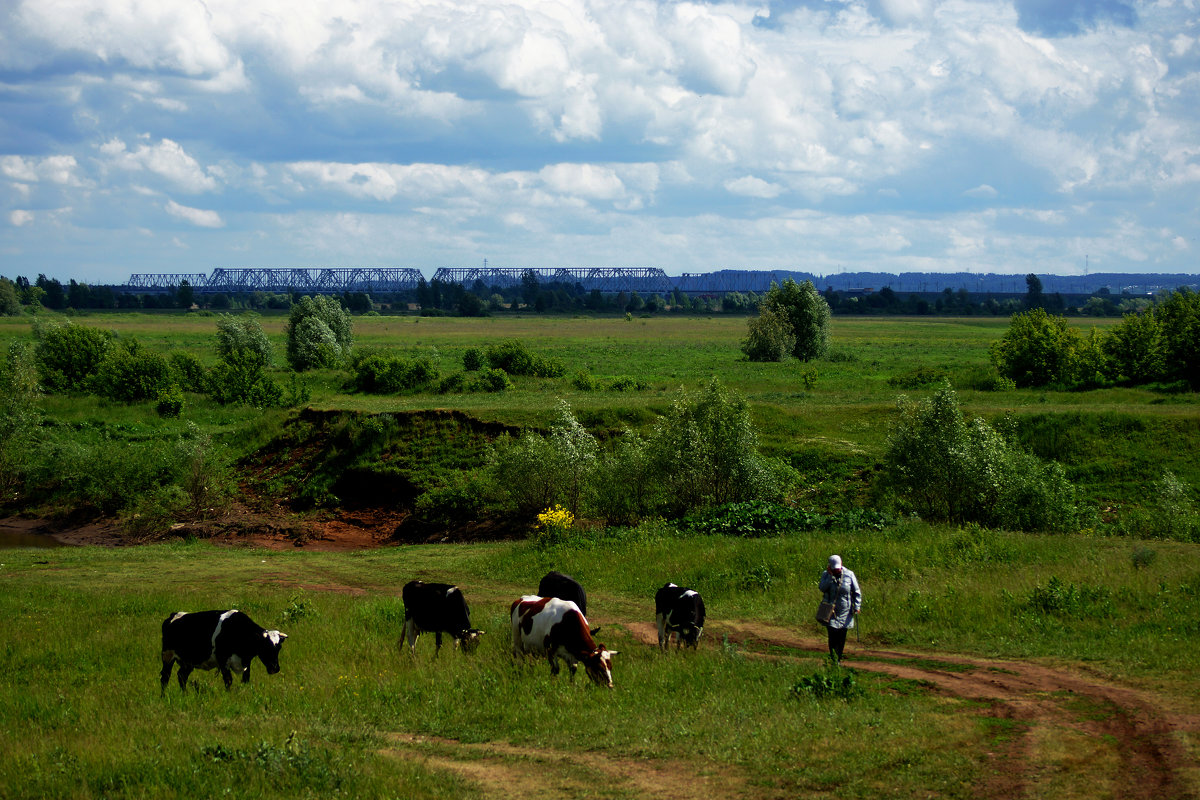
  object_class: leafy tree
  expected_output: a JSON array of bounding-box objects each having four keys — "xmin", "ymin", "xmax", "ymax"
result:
[
  {"xmin": 1155, "ymin": 287, "xmax": 1200, "ymax": 388},
  {"xmin": 216, "ymin": 314, "xmax": 273, "ymax": 367},
  {"xmin": 1024, "ymin": 273, "xmax": 1044, "ymax": 310},
  {"xmin": 285, "ymin": 295, "xmax": 353, "ymax": 370},
  {"xmin": 36, "ymin": 274, "xmax": 65, "ymax": 309},
  {"xmin": 0, "ymin": 342, "xmax": 40, "ymax": 497},
  {"xmin": 759, "ymin": 279, "xmax": 831, "ymax": 361},
  {"xmin": 741, "ymin": 305, "xmax": 796, "ymax": 362},
  {"xmin": 645, "ymin": 378, "xmax": 779, "ymax": 515},
  {"xmin": 91, "ymin": 339, "xmax": 173, "ymax": 401},
  {"xmin": 1102, "ymin": 311, "xmax": 1162, "ymax": 384},
  {"xmin": 32, "ymin": 319, "xmax": 114, "ymax": 393},
  {"xmin": 177, "ymin": 280, "xmax": 195, "ymax": 309},
  {"xmin": 884, "ymin": 384, "xmax": 1081, "ymax": 531},
  {"xmin": 0, "ymin": 277, "xmax": 21, "ymax": 316},
  {"xmin": 989, "ymin": 309, "xmax": 1080, "ymax": 387}
]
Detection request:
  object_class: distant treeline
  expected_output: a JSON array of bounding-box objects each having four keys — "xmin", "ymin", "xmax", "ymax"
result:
[{"xmin": 1, "ymin": 271, "xmax": 1195, "ymax": 318}]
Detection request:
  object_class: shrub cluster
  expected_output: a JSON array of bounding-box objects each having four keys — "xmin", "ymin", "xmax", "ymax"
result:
[
  {"xmin": 484, "ymin": 339, "xmax": 564, "ymax": 377},
  {"xmin": 991, "ymin": 289, "xmax": 1200, "ymax": 389},
  {"xmin": 883, "ymin": 384, "xmax": 1082, "ymax": 532},
  {"xmin": 489, "ymin": 380, "xmax": 790, "ymax": 525},
  {"xmin": 286, "ymin": 295, "xmax": 353, "ymax": 371}
]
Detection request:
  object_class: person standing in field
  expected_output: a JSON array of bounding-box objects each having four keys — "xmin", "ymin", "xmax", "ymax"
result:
[{"xmin": 819, "ymin": 554, "xmax": 861, "ymax": 661}]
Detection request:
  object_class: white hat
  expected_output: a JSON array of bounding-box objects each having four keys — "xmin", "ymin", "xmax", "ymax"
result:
[{"xmin": 828, "ymin": 555, "xmax": 843, "ymax": 570}]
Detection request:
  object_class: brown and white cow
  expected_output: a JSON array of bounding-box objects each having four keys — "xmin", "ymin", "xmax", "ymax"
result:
[{"xmin": 510, "ymin": 596, "xmax": 617, "ymax": 688}]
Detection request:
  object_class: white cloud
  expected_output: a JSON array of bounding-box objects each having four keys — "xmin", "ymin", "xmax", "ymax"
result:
[
  {"xmin": 1, "ymin": 155, "xmax": 81, "ymax": 185},
  {"xmin": 964, "ymin": 184, "xmax": 998, "ymax": 198},
  {"xmin": 10, "ymin": 210, "xmax": 34, "ymax": 226},
  {"xmin": 102, "ymin": 138, "xmax": 219, "ymax": 193},
  {"xmin": 165, "ymin": 200, "xmax": 223, "ymax": 228},
  {"xmin": 725, "ymin": 175, "xmax": 784, "ymax": 198}
]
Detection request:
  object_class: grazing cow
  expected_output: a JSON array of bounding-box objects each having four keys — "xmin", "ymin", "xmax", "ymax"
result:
[
  {"xmin": 655, "ymin": 583, "xmax": 706, "ymax": 650},
  {"xmin": 401, "ymin": 580, "xmax": 484, "ymax": 655},
  {"xmin": 537, "ymin": 570, "xmax": 588, "ymax": 618},
  {"xmin": 510, "ymin": 596, "xmax": 618, "ymax": 688},
  {"xmin": 160, "ymin": 610, "xmax": 287, "ymax": 693}
]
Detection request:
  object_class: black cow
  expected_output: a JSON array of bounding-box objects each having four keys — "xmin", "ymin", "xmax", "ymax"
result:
[
  {"xmin": 160, "ymin": 610, "xmax": 287, "ymax": 693},
  {"xmin": 537, "ymin": 571, "xmax": 588, "ymax": 618},
  {"xmin": 655, "ymin": 583, "xmax": 706, "ymax": 650},
  {"xmin": 401, "ymin": 580, "xmax": 484, "ymax": 655}
]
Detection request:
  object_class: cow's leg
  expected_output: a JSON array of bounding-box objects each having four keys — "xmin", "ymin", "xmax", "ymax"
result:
[
  {"xmin": 547, "ymin": 652, "xmax": 561, "ymax": 677},
  {"xmin": 219, "ymin": 667, "xmax": 234, "ymax": 690},
  {"xmin": 160, "ymin": 655, "xmax": 175, "ymax": 694},
  {"xmin": 434, "ymin": 631, "xmax": 443, "ymax": 657},
  {"xmin": 656, "ymin": 614, "xmax": 667, "ymax": 650},
  {"xmin": 403, "ymin": 619, "xmax": 418, "ymax": 655},
  {"xmin": 177, "ymin": 665, "xmax": 193, "ymax": 692},
  {"xmin": 241, "ymin": 668, "xmax": 251, "ymax": 683}
]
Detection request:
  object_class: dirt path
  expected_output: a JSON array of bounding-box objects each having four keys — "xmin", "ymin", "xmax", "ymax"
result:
[
  {"xmin": 648, "ymin": 619, "xmax": 1199, "ymax": 800},
  {"xmin": 377, "ymin": 617, "xmax": 1198, "ymax": 800}
]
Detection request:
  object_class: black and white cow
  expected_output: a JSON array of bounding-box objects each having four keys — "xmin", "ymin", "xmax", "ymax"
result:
[
  {"xmin": 511, "ymin": 596, "xmax": 617, "ymax": 688},
  {"xmin": 537, "ymin": 571, "xmax": 588, "ymax": 618},
  {"xmin": 401, "ymin": 580, "xmax": 484, "ymax": 655},
  {"xmin": 160, "ymin": 610, "xmax": 287, "ymax": 693},
  {"xmin": 655, "ymin": 583, "xmax": 706, "ymax": 650}
]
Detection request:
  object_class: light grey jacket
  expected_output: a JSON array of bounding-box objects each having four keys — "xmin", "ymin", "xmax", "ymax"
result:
[{"xmin": 818, "ymin": 568, "xmax": 861, "ymax": 630}]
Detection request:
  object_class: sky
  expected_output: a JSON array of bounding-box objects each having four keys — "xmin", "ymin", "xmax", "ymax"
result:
[{"xmin": 2, "ymin": 0, "xmax": 1199, "ymax": 286}]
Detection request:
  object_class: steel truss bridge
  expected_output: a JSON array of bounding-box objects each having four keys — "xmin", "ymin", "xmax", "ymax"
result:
[
  {"xmin": 124, "ymin": 267, "xmax": 424, "ymax": 294},
  {"xmin": 431, "ymin": 267, "xmax": 675, "ymax": 294},
  {"xmin": 121, "ymin": 266, "xmax": 809, "ymax": 296}
]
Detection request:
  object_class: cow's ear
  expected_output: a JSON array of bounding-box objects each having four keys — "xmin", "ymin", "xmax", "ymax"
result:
[
  {"xmin": 589, "ymin": 626, "xmax": 601, "ymax": 636},
  {"xmin": 470, "ymin": 629, "xmax": 485, "ymax": 636},
  {"xmin": 607, "ymin": 650, "xmax": 619, "ymax": 657}
]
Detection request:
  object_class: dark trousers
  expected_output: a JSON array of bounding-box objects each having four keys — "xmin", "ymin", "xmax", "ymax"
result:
[{"xmin": 827, "ymin": 626, "xmax": 848, "ymax": 660}]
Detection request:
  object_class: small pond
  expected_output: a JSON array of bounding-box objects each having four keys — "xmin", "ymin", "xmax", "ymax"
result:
[{"xmin": 0, "ymin": 528, "xmax": 69, "ymax": 549}]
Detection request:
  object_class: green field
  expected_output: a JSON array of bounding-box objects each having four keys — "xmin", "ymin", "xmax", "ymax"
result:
[{"xmin": 1, "ymin": 309, "xmax": 1198, "ymax": 799}]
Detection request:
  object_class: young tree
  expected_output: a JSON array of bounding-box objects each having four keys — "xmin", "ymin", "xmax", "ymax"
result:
[
  {"xmin": 0, "ymin": 342, "xmax": 41, "ymax": 497},
  {"xmin": 0, "ymin": 277, "xmax": 21, "ymax": 316},
  {"xmin": 1155, "ymin": 287, "xmax": 1200, "ymax": 388},
  {"xmin": 1102, "ymin": 310, "xmax": 1162, "ymax": 384},
  {"xmin": 32, "ymin": 319, "xmax": 114, "ymax": 393},
  {"xmin": 989, "ymin": 308, "xmax": 1080, "ymax": 387},
  {"xmin": 740, "ymin": 305, "xmax": 796, "ymax": 362},
  {"xmin": 216, "ymin": 314, "xmax": 273, "ymax": 367},
  {"xmin": 285, "ymin": 295, "xmax": 353, "ymax": 370},
  {"xmin": 758, "ymin": 279, "xmax": 831, "ymax": 361}
]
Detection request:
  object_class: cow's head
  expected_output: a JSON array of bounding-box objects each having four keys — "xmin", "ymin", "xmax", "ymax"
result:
[
  {"xmin": 680, "ymin": 625, "xmax": 703, "ymax": 648},
  {"xmin": 582, "ymin": 645, "xmax": 618, "ymax": 689},
  {"xmin": 259, "ymin": 630, "xmax": 288, "ymax": 674},
  {"xmin": 458, "ymin": 629, "xmax": 485, "ymax": 653}
]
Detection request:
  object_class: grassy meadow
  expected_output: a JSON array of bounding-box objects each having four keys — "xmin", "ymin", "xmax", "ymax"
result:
[
  {"xmin": 2, "ymin": 523, "xmax": 1198, "ymax": 800},
  {"xmin": 1, "ymin": 308, "xmax": 1199, "ymax": 798}
]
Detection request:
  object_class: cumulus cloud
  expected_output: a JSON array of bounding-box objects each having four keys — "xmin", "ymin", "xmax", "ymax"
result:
[
  {"xmin": 165, "ymin": 200, "xmax": 223, "ymax": 228},
  {"xmin": 101, "ymin": 138, "xmax": 219, "ymax": 193},
  {"xmin": 10, "ymin": 210, "xmax": 34, "ymax": 227},
  {"xmin": 0, "ymin": 0, "xmax": 1197, "ymax": 281},
  {"xmin": 725, "ymin": 175, "xmax": 784, "ymax": 198}
]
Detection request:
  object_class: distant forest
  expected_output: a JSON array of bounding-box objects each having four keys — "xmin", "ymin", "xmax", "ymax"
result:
[{"xmin": 2, "ymin": 270, "xmax": 1198, "ymax": 318}]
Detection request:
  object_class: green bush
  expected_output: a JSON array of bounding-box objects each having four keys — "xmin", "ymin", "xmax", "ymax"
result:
[
  {"xmin": 168, "ymin": 351, "xmax": 210, "ymax": 393},
  {"xmin": 489, "ymin": 401, "xmax": 598, "ymax": 517},
  {"xmin": 286, "ymin": 295, "xmax": 353, "ymax": 370},
  {"xmin": 155, "ymin": 384, "xmax": 185, "ymax": 418},
  {"xmin": 216, "ymin": 313, "xmax": 273, "ymax": 367},
  {"xmin": 352, "ymin": 353, "xmax": 439, "ymax": 394},
  {"xmin": 884, "ymin": 384, "xmax": 1082, "ymax": 531},
  {"xmin": 462, "ymin": 347, "xmax": 485, "ymax": 371},
  {"xmin": 32, "ymin": 319, "xmax": 113, "ymax": 393},
  {"xmin": 758, "ymin": 278, "xmax": 831, "ymax": 362},
  {"xmin": 644, "ymin": 378, "xmax": 780, "ymax": 516},
  {"xmin": 469, "ymin": 367, "xmax": 512, "ymax": 392},
  {"xmin": 990, "ymin": 309, "xmax": 1080, "ymax": 387},
  {"xmin": 1102, "ymin": 311, "xmax": 1162, "ymax": 384},
  {"xmin": 741, "ymin": 305, "xmax": 796, "ymax": 362},
  {"xmin": 0, "ymin": 342, "xmax": 40, "ymax": 498},
  {"xmin": 485, "ymin": 339, "xmax": 564, "ymax": 377},
  {"xmin": 209, "ymin": 351, "xmax": 284, "ymax": 408},
  {"xmin": 570, "ymin": 370, "xmax": 601, "ymax": 391},
  {"xmin": 176, "ymin": 424, "xmax": 234, "ymax": 518},
  {"xmin": 91, "ymin": 339, "xmax": 172, "ymax": 402},
  {"xmin": 1155, "ymin": 287, "xmax": 1200, "ymax": 388}
]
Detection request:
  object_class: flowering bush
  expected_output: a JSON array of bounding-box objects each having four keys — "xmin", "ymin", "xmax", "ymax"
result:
[{"xmin": 534, "ymin": 504, "xmax": 575, "ymax": 546}]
